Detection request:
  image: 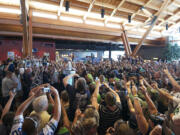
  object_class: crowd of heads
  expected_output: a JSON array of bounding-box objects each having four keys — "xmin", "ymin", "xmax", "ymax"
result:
[{"xmin": 0, "ymin": 55, "xmax": 180, "ymax": 135}]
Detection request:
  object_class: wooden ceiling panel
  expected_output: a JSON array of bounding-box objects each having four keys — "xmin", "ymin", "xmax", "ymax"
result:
[
  {"xmin": 116, "ymin": 10, "xmax": 131, "ymax": 18},
  {"xmin": 70, "ymin": 0, "xmax": 90, "ymax": 10},
  {"xmin": 91, "ymin": 5, "xmax": 113, "ymax": 16},
  {"xmin": 122, "ymin": 2, "xmax": 140, "ymax": 12},
  {"xmin": 96, "ymin": 0, "xmax": 122, "ymax": 6},
  {"xmin": 134, "ymin": 14, "xmax": 148, "ymax": 22}
]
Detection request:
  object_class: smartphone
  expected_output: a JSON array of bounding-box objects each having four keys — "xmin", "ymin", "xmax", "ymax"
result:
[
  {"xmin": 43, "ymin": 87, "xmax": 50, "ymax": 93},
  {"xmin": 12, "ymin": 88, "xmax": 17, "ymax": 93}
]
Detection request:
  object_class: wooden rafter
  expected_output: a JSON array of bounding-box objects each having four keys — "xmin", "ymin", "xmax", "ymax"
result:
[
  {"xmin": 126, "ymin": 0, "xmax": 174, "ymax": 16},
  {"xmin": 144, "ymin": 0, "xmax": 176, "ymax": 26},
  {"xmin": 83, "ymin": 0, "xmax": 96, "ymax": 21},
  {"xmin": 76, "ymin": 0, "xmax": 174, "ymax": 25},
  {"xmin": 157, "ymin": 9, "xmax": 180, "ymax": 27},
  {"xmin": 58, "ymin": 0, "xmax": 64, "ymax": 16},
  {"xmin": 168, "ymin": 19, "xmax": 180, "ymax": 29},
  {"xmin": 132, "ymin": 0, "xmax": 170, "ymax": 56},
  {"xmin": 104, "ymin": 0, "xmax": 126, "ymax": 24},
  {"xmin": 172, "ymin": 0, "xmax": 180, "ymax": 8},
  {"xmin": 131, "ymin": 0, "xmax": 153, "ymax": 20}
]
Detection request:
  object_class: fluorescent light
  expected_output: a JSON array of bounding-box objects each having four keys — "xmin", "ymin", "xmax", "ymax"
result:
[
  {"xmin": 60, "ymin": 16, "xmax": 83, "ymax": 23},
  {"xmin": 0, "ymin": 7, "xmax": 21, "ymax": 14},
  {"xmin": 0, "ymin": 0, "xmax": 20, "ymax": 5},
  {"xmin": 106, "ymin": 23, "xmax": 121, "ymax": 29},
  {"xmin": 32, "ymin": 11, "xmax": 57, "ymax": 19},
  {"xmin": 86, "ymin": 20, "xmax": 104, "ymax": 26},
  {"xmin": 30, "ymin": 1, "xmax": 58, "ymax": 12}
]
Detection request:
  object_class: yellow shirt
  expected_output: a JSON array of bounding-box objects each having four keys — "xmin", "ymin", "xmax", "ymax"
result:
[{"xmin": 30, "ymin": 111, "xmax": 51, "ymax": 131}]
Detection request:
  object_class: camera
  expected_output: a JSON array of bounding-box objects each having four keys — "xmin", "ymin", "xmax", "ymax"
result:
[
  {"xmin": 149, "ymin": 114, "xmax": 165, "ymax": 126},
  {"xmin": 42, "ymin": 87, "xmax": 50, "ymax": 93},
  {"xmin": 12, "ymin": 88, "xmax": 17, "ymax": 93}
]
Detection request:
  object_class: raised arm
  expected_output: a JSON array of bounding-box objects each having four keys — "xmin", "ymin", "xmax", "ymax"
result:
[
  {"xmin": 91, "ymin": 80, "xmax": 100, "ymax": 110},
  {"xmin": 61, "ymin": 100, "xmax": 70, "ymax": 130},
  {"xmin": 16, "ymin": 94, "xmax": 36, "ymax": 116},
  {"xmin": 103, "ymin": 82, "xmax": 121, "ymax": 103},
  {"xmin": 50, "ymin": 86, "xmax": 61, "ymax": 122},
  {"xmin": 140, "ymin": 85, "xmax": 158, "ymax": 115},
  {"xmin": 134, "ymin": 98, "xmax": 149, "ymax": 135},
  {"xmin": 164, "ymin": 68, "xmax": 180, "ymax": 91},
  {"xmin": 0, "ymin": 91, "xmax": 16, "ymax": 124},
  {"xmin": 63, "ymin": 73, "xmax": 79, "ymax": 87},
  {"xmin": 125, "ymin": 82, "xmax": 135, "ymax": 114},
  {"xmin": 47, "ymin": 93, "xmax": 55, "ymax": 105}
]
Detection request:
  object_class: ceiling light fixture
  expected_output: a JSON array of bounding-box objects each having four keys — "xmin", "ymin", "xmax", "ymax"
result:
[
  {"xmin": 65, "ymin": 0, "xmax": 70, "ymax": 12},
  {"xmin": 128, "ymin": 15, "xmax": 131, "ymax": 23},
  {"xmin": 101, "ymin": 8, "xmax": 105, "ymax": 18},
  {"xmin": 166, "ymin": 23, "xmax": 168, "ymax": 30}
]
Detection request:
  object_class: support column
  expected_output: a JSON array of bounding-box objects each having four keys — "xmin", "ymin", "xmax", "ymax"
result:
[
  {"xmin": 109, "ymin": 49, "xmax": 111, "ymax": 60},
  {"xmin": 28, "ymin": 9, "xmax": 33, "ymax": 56},
  {"xmin": 121, "ymin": 33, "xmax": 129, "ymax": 56},
  {"xmin": 21, "ymin": 0, "xmax": 29, "ymax": 57},
  {"xmin": 121, "ymin": 25, "xmax": 132, "ymax": 56}
]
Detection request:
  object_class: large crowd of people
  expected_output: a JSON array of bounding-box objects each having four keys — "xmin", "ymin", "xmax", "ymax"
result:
[{"xmin": 0, "ymin": 55, "xmax": 180, "ymax": 135}]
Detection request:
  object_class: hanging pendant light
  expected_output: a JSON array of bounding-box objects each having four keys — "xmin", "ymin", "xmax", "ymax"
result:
[
  {"xmin": 128, "ymin": 15, "xmax": 131, "ymax": 23},
  {"xmin": 166, "ymin": 23, "xmax": 168, "ymax": 30},
  {"xmin": 65, "ymin": 0, "xmax": 70, "ymax": 12},
  {"xmin": 101, "ymin": 8, "xmax": 105, "ymax": 18}
]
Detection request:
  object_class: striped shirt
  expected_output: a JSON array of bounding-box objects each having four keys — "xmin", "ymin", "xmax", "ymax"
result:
[
  {"xmin": 10, "ymin": 115, "xmax": 58, "ymax": 135},
  {"xmin": 98, "ymin": 102, "xmax": 122, "ymax": 135}
]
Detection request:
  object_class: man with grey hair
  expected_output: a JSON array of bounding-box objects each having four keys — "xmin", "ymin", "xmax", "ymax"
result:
[{"xmin": 30, "ymin": 95, "xmax": 51, "ymax": 132}]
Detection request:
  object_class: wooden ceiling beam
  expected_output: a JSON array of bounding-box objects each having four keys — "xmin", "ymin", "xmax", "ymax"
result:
[
  {"xmin": 104, "ymin": 0, "xmax": 126, "ymax": 24},
  {"xmin": 158, "ymin": 9, "xmax": 180, "ymax": 27},
  {"xmin": 131, "ymin": 0, "xmax": 153, "ymax": 20},
  {"xmin": 83, "ymin": 0, "xmax": 96, "ymax": 21},
  {"xmin": 0, "ymin": 31, "xmax": 163, "ymax": 46},
  {"xmin": 168, "ymin": 19, "xmax": 180, "ymax": 29},
  {"xmin": 20, "ymin": 0, "xmax": 29, "ymax": 57},
  {"xmin": 172, "ymin": 0, "xmax": 180, "ymax": 8},
  {"xmin": 76, "ymin": 0, "xmax": 174, "ymax": 25},
  {"xmin": 58, "ymin": 0, "xmax": 64, "ymax": 16},
  {"xmin": 126, "ymin": 0, "xmax": 174, "ymax": 16},
  {"xmin": 132, "ymin": 0, "xmax": 170, "ymax": 56},
  {"xmin": 144, "ymin": 0, "xmax": 175, "ymax": 28}
]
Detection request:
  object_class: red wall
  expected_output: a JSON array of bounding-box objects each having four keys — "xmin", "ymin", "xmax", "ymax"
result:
[{"xmin": 0, "ymin": 39, "xmax": 55, "ymax": 61}]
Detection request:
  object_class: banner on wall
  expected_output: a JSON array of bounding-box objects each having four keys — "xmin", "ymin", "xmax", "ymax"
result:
[{"xmin": 7, "ymin": 52, "xmax": 15, "ymax": 60}]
